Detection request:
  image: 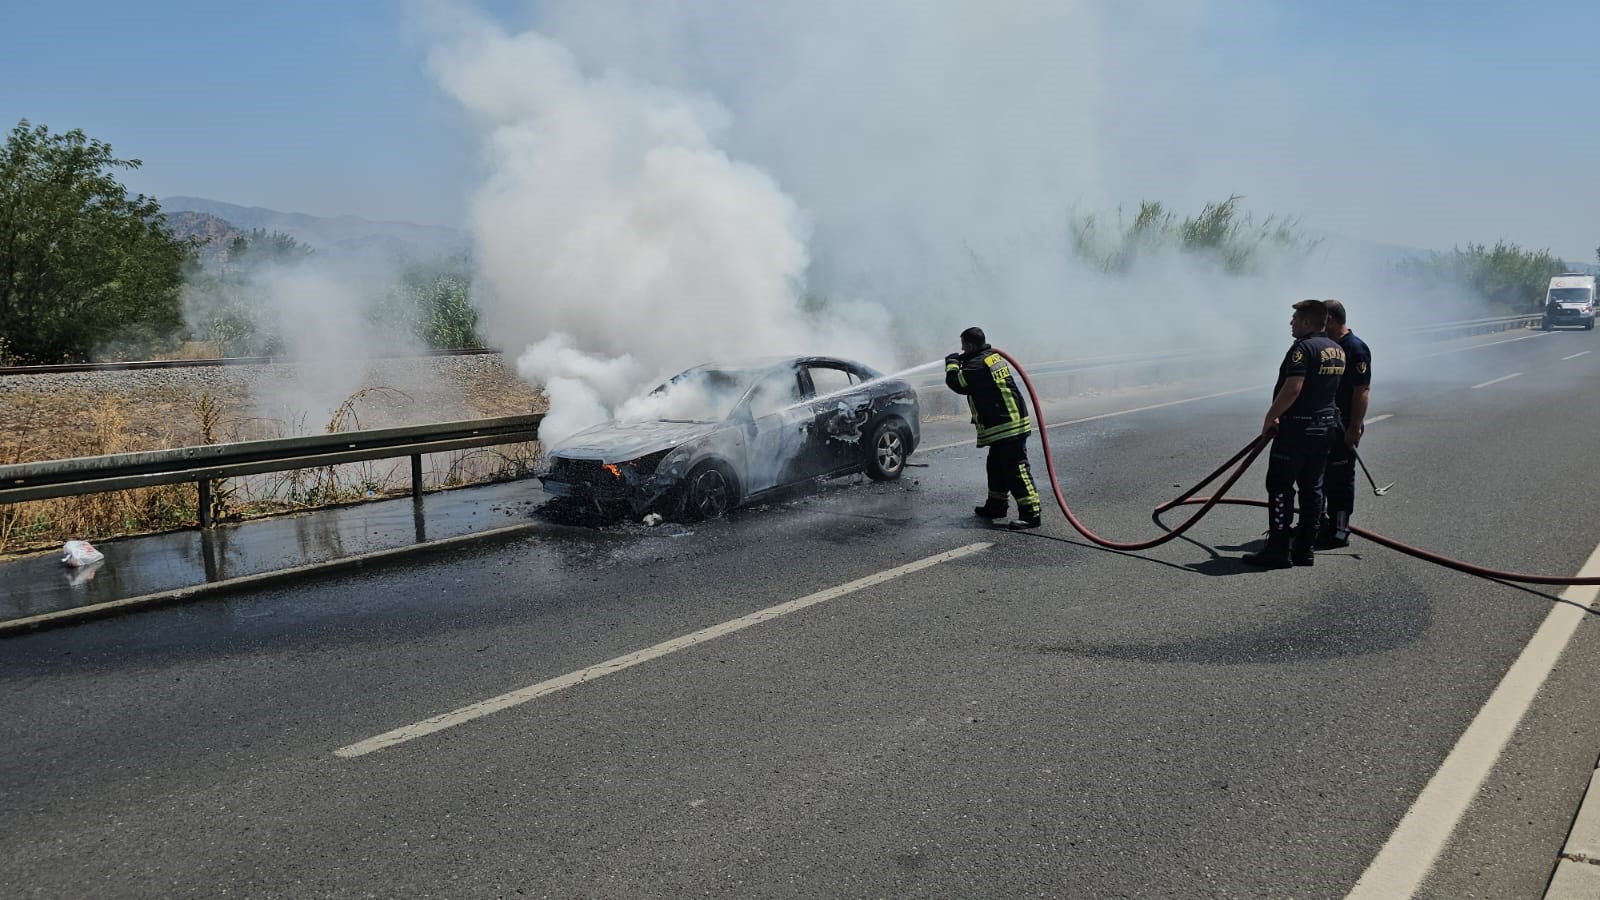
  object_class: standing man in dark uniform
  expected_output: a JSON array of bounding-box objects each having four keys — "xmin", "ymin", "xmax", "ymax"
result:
[
  {"xmin": 945, "ymin": 326, "xmax": 1043, "ymax": 529},
  {"xmin": 1316, "ymin": 299, "xmax": 1371, "ymax": 549},
  {"xmin": 1242, "ymin": 300, "xmax": 1346, "ymax": 568}
]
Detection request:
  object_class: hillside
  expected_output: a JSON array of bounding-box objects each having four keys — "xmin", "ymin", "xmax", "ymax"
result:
[{"xmin": 160, "ymin": 196, "xmax": 467, "ymax": 261}]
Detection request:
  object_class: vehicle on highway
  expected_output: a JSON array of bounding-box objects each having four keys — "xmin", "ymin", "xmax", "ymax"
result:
[
  {"xmin": 1542, "ymin": 273, "xmax": 1596, "ymax": 331},
  {"xmin": 538, "ymin": 356, "xmax": 921, "ymax": 520}
]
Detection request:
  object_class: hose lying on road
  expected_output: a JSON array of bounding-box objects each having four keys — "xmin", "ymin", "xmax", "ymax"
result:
[{"xmin": 992, "ymin": 347, "xmax": 1600, "ymax": 587}]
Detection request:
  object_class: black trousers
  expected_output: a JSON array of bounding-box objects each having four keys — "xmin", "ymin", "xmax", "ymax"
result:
[
  {"xmin": 1324, "ymin": 430, "xmax": 1357, "ymax": 519},
  {"xmin": 1264, "ymin": 419, "xmax": 1334, "ymax": 535},
  {"xmin": 985, "ymin": 435, "xmax": 1041, "ymax": 514}
]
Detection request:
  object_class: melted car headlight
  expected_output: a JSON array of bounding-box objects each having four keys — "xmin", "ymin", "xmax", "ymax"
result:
[{"xmin": 654, "ymin": 447, "xmax": 694, "ymax": 482}]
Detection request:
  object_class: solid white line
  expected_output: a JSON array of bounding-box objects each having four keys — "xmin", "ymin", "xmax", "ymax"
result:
[
  {"xmin": 919, "ymin": 385, "xmax": 1261, "ymax": 453},
  {"xmin": 921, "ymin": 329, "xmax": 1539, "ymax": 455},
  {"xmin": 1562, "ymin": 351, "xmax": 1591, "ymax": 361},
  {"xmin": 1471, "ymin": 373, "xmax": 1522, "ymax": 390},
  {"xmin": 1427, "ymin": 329, "xmax": 1548, "ymax": 357},
  {"xmin": 1347, "ymin": 542, "xmax": 1600, "ymax": 898},
  {"xmin": 335, "ymin": 541, "xmax": 993, "ymax": 759}
]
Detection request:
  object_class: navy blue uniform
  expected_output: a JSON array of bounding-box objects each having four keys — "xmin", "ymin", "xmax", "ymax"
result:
[
  {"xmin": 1264, "ymin": 335, "xmax": 1345, "ymax": 538},
  {"xmin": 1324, "ymin": 330, "xmax": 1372, "ymax": 535}
]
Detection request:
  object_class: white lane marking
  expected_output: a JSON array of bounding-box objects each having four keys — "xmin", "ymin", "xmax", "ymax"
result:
[
  {"xmin": 335, "ymin": 542, "xmax": 993, "ymax": 759},
  {"xmin": 919, "ymin": 385, "xmax": 1260, "ymax": 453},
  {"xmin": 1348, "ymin": 542, "xmax": 1600, "ymax": 898},
  {"xmin": 1471, "ymin": 372, "xmax": 1522, "ymax": 390},
  {"xmin": 1562, "ymin": 351, "xmax": 1591, "ymax": 361},
  {"xmin": 1366, "ymin": 414, "xmax": 1393, "ymax": 425},
  {"xmin": 1416, "ymin": 331, "xmax": 1552, "ymax": 359}
]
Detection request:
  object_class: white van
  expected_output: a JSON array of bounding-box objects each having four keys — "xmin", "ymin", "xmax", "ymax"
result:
[{"xmin": 1543, "ymin": 274, "xmax": 1596, "ymax": 331}]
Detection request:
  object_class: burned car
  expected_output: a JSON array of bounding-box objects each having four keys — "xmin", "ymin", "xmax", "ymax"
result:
[{"xmin": 539, "ymin": 356, "xmax": 920, "ymax": 520}]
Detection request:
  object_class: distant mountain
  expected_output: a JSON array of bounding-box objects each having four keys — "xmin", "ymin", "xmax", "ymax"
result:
[
  {"xmin": 164, "ymin": 211, "xmax": 245, "ymax": 265},
  {"xmin": 159, "ymin": 196, "xmax": 467, "ymax": 261}
]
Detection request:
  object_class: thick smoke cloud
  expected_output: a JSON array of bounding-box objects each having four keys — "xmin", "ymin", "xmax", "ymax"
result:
[
  {"xmin": 419, "ymin": 1, "xmax": 1446, "ymax": 442},
  {"xmin": 424, "ymin": 6, "xmax": 886, "ymax": 443}
]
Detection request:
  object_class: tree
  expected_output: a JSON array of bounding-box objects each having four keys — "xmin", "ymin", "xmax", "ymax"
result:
[
  {"xmin": 0, "ymin": 119, "xmax": 190, "ymax": 362},
  {"xmin": 1396, "ymin": 240, "xmax": 1566, "ymax": 313}
]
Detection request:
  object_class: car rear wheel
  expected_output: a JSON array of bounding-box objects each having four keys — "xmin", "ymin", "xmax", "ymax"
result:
[
  {"xmin": 681, "ymin": 460, "xmax": 738, "ymax": 520},
  {"xmin": 865, "ymin": 418, "xmax": 911, "ymax": 481}
]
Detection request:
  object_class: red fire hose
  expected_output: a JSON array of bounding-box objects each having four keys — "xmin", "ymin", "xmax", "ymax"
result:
[{"xmin": 992, "ymin": 347, "xmax": 1600, "ymax": 587}]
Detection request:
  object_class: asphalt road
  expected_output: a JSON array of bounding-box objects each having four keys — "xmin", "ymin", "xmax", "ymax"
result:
[{"xmin": 5, "ymin": 328, "xmax": 1600, "ymax": 898}]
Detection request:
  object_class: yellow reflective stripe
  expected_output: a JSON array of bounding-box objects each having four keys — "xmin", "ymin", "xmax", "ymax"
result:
[
  {"xmin": 976, "ymin": 420, "xmax": 1031, "ymax": 443},
  {"xmin": 997, "ymin": 377, "xmax": 1021, "ymax": 423},
  {"xmin": 1017, "ymin": 463, "xmax": 1040, "ymax": 508}
]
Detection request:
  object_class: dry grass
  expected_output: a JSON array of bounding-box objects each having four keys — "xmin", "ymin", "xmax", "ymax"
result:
[
  {"xmin": 0, "ymin": 381, "xmax": 543, "ymax": 557},
  {"xmin": 0, "ymin": 389, "xmax": 198, "ymax": 554}
]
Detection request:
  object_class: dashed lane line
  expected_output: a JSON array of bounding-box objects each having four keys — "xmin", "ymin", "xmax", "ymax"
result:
[
  {"xmin": 1471, "ymin": 372, "xmax": 1522, "ymax": 390},
  {"xmin": 1347, "ymin": 540, "xmax": 1600, "ymax": 898},
  {"xmin": 1562, "ymin": 351, "xmax": 1591, "ymax": 361},
  {"xmin": 335, "ymin": 541, "xmax": 993, "ymax": 759}
]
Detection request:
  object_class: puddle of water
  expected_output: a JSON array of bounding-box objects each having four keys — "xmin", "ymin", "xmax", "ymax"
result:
[{"xmin": 0, "ymin": 480, "xmax": 544, "ymax": 621}]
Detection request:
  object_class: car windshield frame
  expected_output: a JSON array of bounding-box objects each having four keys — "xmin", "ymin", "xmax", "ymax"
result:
[{"xmin": 635, "ymin": 367, "xmax": 764, "ymax": 424}]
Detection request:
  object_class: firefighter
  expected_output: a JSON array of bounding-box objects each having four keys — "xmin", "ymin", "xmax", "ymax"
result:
[
  {"xmin": 1242, "ymin": 300, "xmax": 1346, "ymax": 568},
  {"xmin": 945, "ymin": 326, "xmax": 1042, "ymax": 529},
  {"xmin": 1316, "ymin": 299, "xmax": 1371, "ymax": 549}
]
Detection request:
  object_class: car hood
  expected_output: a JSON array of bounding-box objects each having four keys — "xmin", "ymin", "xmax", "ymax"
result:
[{"xmin": 551, "ymin": 420, "xmax": 720, "ymax": 463}]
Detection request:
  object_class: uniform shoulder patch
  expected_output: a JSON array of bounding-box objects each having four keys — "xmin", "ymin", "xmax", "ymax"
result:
[
  {"xmin": 1359, "ymin": 362, "xmax": 1368, "ymax": 374},
  {"xmin": 1291, "ymin": 349, "xmax": 1304, "ymax": 364}
]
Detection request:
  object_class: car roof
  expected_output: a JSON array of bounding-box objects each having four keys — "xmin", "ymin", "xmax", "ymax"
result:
[{"xmin": 685, "ymin": 355, "xmax": 865, "ymax": 372}]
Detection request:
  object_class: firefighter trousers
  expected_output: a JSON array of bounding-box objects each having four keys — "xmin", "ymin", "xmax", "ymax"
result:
[
  {"xmin": 985, "ymin": 435, "xmax": 1041, "ymax": 515},
  {"xmin": 1264, "ymin": 418, "xmax": 1334, "ymax": 535},
  {"xmin": 1324, "ymin": 428, "xmax": 1357, "ymax": 520}
]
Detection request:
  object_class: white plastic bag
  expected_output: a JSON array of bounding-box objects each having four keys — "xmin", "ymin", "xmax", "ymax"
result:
[{"xmin": 61, "ymin": 540, "xmax": 105, "ymax": 568}]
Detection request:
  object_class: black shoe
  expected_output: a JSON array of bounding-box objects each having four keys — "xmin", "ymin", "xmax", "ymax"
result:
[
  {"xmin": 975, "ymin": 500, "xmax": 1008, "ymax": 520},
  {"xmin": 1291, "ymin": 536, "xmax": 1315, "ymax": 567},
  {"xmin": 1007, "ymin": 511, "xmax": 1042, "ymax": 530},
  {"xmin": 1242, "ymin": 532, "xmax": 1293, "ymax": 569},
  {"xmin": 1313, "ymin": 512, "xmax": 1350, "ymax": 550}
]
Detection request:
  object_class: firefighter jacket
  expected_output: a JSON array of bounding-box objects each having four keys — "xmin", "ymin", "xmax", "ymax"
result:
[{"xmin": 945, "ymin": 346, "xmax": 1032, "ymax": 447}]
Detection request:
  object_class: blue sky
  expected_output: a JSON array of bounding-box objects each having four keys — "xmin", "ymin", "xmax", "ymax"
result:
[{"xmin": 3, "ymin": 1, "xmax": 1597, "ymax": 259}]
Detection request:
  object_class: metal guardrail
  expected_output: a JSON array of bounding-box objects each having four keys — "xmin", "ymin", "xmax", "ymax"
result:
[
  {"xmin": 1402, "ymin": 313, "xmax": 1544, "ymax": 336},
  {"xmin": 0, "ymin": 415, "xmax": 543, "ymax": 527}
]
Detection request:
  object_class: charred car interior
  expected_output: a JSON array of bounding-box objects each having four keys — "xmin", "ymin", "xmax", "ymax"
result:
[{"xmin": 539, "ymin": 356, "xmax": 921, "ymax": 521}]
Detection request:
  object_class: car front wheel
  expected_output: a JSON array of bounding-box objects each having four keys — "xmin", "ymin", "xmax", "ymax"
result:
[
  {"xmin": 680, "ymin": 460, "xmax": 738, "ymax": 520},
  {"xmin": 865, "ymin": 419, "xmax": 911, "ymax": 481}
]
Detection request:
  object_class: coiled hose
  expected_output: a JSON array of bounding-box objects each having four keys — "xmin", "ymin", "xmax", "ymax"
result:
[{"xmin": 992, "ymin": 347, "xmax": 1600, "ymax": 586}]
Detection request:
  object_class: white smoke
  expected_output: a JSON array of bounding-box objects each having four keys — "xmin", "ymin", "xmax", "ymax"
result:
[
  {"xmin": 416, "ymin": 1, "xmax": 1473, "ymax": 445},
  {"xmin": 423, "ymin": 5, "xmax": 886, "ymax": 444}
]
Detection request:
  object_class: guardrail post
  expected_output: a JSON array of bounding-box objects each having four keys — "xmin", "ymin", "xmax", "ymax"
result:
[
  {"xmin": 411, "ymin": 454, "xmax": 423, "ymax": 498},
  {"xmin": 197, "ymin": 479, "xmax": 213, "ymax": 529}
]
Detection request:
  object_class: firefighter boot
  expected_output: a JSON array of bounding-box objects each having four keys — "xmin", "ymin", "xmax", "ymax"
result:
[
  {"xmin": 1291, "ymin": 526, "xmax": 1316, "ymax": 567},
  {"xmin": 975, "ymin": 497, "xmax": 1009, "ymax": 520},
  {"xmin": 1242, "ymin": 531, "xmax": 1294, "ymax": 569},
  {"xmin": 1007, "ymin": 506, "xmax": 1043, "ymax": 530},
  {"xmin": 1314, "ymin": 511, "xmax": 1350, "ymax": 550}
]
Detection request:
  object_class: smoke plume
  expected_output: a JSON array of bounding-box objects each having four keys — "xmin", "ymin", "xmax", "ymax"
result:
[{"xmin": 420, "ymin": 1, "xmax": 1477, "ymax": 442}]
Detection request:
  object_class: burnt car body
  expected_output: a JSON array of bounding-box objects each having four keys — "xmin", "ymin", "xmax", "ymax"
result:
[{"xmin": 539, "ymin": 356, "xmax": 921, "ymax": 520}]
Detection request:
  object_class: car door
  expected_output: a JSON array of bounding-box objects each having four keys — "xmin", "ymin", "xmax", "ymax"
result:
[
  {"xmin": 800, "ymin": 363, "xmax": 872, "ymax": 475},
  {"xmin": 739, "ymin": 366, "xmax": 811, "ymax": 494}
]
